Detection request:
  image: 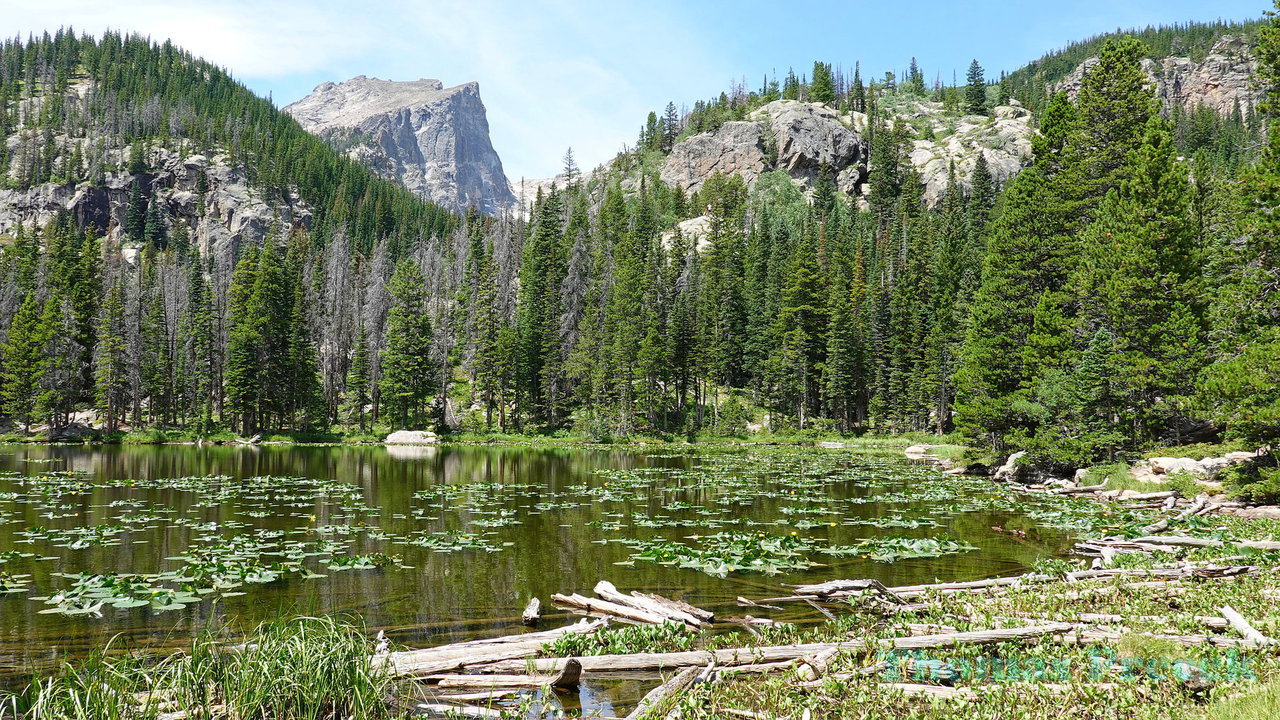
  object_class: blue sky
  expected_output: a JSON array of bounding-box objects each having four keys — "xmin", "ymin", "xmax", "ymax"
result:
[{"xmin": 4, "ymin": 0, "xmax": 1268, "ymax": 180}]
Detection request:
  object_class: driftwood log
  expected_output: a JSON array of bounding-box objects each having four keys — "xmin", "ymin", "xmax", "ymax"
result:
[
  {"xmin": 624, "ymin": 665, "xmax": 703, "ymax": 720},
  {"xmin": 594, "ymin": 581, "xmax": 704, "ymax": 627},
  {"xmin": 478, "ymin": 623, "xmax": 1074, "ymax": 674}
]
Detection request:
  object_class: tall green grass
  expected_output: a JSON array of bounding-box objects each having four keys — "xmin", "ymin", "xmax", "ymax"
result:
[{"xmin": 18, "ymin": 616, "xmax": 400, "ymax": 720}]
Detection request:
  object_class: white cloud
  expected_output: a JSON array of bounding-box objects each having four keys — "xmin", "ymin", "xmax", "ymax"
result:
[{"xmin": 4, "ymin": 0, "xmax": 378, "ymax": 77}]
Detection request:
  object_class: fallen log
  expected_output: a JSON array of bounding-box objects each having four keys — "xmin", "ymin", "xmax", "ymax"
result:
[
  {"xmin": 1050, "ymin": 480, "xmax": 1109, "ymax": 495},
  {"xmin": 795, "ymin": 647, "xmax": 839, "ymax": 682},
  {"xmin": 1221, "ymin": 605, "xmax": 1274, "ymax": 647},
  {"xmin": 416, "ymin": 703, "xmax": 502, "ymax": 719},
  {"xmin": 552, "ymin": 593, "xmax": 674, "ymax": 626},
  {"xmin": 386, "ymin": 619, "xmax": 602, "ymax": 677},
  {"xmin": 1131, "ymin": 536, "xmax": 1280, "ymax": 551},
  {"xmin": 435, "ymin": 690, "xmax": 519, "ymax": 702},
  {"xmin": 426, "ymin": 658, "xmax": 582, "ymax": 691},
  {"xmin": 479, "ymin": 623, "xmax": 1074, "ymax": 674},
  {"xmin": 633, "ymin": 591, "xmax": 715, "ymax": 623},
  {"xmin": 625, "ymin": 665, "xmax": 702, "ymax": 720},
  {"xmin": 522, "ymin": 598, "xmax": 541, "ymax": 626},
  {"xmin": 787, "ymin": 578, "xmax": 905, "ymax": 603},
  {"xmin": 594, "ymin": 581, "xmax": 704, "ymax": 626},
  {"xmin": 1060, "ymin": 628, "xmax": 1257, "ymax": 648}
]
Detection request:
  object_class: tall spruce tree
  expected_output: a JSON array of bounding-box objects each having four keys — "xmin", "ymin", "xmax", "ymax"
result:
[{"xmin": 379, "ymin": 259, "xmax": 437, "ymax": 429}]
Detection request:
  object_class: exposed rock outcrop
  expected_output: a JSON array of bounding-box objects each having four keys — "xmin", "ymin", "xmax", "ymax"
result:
[
  {"xmin": 754, "ymin": 101, "xmax": 868, "ymax": 191},
  {"xmin": 285, "ymin": 76, "xmax": 514, "ymax": 214},
  {"xmin": 659, "ymin": 98, "xmax": 1029, "ymax": 207},
  {"xmin": 384, "ymin": 429, "xmax": 439, "ymax": 445},
  {"xmin": 1054, "ymin": 35, "xmax": 1260, "ymax": 116},
  {"xmin": 0, "ymin": 143, "xmax": 310, "ymax": 262},
  {"xmin": 907, "ymin": 101, "xmax": 1035, "ymax": 206},
  {"xmin": 661, "ymin": 100, "xmax": 869, "ymax": 199},
  {"xmin": 660, "ymin": 121, "xmax": 769, "ymax": 195}
]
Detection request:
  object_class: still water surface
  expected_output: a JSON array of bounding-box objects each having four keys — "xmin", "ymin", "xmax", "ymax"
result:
[{"xmin": 0, "ymin": 442, "xmax": 1072, "ymax": 682}]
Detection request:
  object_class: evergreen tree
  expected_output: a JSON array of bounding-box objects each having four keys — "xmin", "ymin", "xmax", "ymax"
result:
[
  {"xmin": 378, "ymin": 259, "xmax": 437, "ymax": 429},
  {"xmin": 965, "ymin": 59, "xmax": 987, "ymax": 114},
  {"xmin": 343, "ymin": 324, "xmax": 372, "ymax": 431},
  {"xmin": 810, "ymin": 61, "xmax": 836, "ymax": 104},
  {"xmin": 3, "ymin": 295, "xmax": 51, "ymax": 432}
]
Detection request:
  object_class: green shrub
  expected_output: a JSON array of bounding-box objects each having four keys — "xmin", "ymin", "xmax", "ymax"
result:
[{"xmin": 1222, "ymin": 462, "xmax": 1280, "ymax": 504}]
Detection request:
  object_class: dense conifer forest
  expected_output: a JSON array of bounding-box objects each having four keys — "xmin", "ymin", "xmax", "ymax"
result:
[{"xmin": 0, "ymin": 20, "xmax": 1279, "ymax": 490}]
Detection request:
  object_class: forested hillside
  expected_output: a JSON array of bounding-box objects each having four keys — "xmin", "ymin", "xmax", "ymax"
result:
[{"xmin": 1, "ymin": 19, "xmax": 1278, "ymax": 493}]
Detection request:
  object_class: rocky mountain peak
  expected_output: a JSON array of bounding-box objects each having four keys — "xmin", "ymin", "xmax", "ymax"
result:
[{"xmin": 284, "ymin": 76, "xmax": 513, "ymax": 214}]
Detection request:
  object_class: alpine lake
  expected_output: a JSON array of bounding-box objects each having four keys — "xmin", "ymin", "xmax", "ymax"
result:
[{"xmin": 0, "ymin": 441, "xmax": 1104, "ymax": 709}]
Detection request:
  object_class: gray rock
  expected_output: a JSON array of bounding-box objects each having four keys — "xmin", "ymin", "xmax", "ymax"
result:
[
  {"xmin": 994, "ymin": 451, "xmax": 1028, "ymax": 482},
  {"xmin": 1233, "ymin": 506, "xmax": 1280, "ymax": 520},
  {"xmin": 660, "ymin": 121, "xmax": 768, "ymax": 196},
  {"xmin": 757, "ymin": 100, "xmax": 868, "ymax": 189},
  {"xmin": 1054, "ymin": 35, "xmax": 1260, "ymax": 116},
  {"xmin": 908, "ymin": 104, "xmax": 1034, "ymax": 206},
  {"xmin": 285, "ymin": 76, "xmax": 514, "ymax": 214},
  {"xmin": 0, "ymin": 143, "xmax": 309, "ymax": 260},
  {"xmin": 660, "ymin": 100, "xmax": 868, "ymax": 198},
  {"xmin": 384, "ymin": 429, "xmax": 439, "ymax": 445},
  {"xmin": 1148, "ymin": 456, "xmax": 1206, "ymax": 476}
]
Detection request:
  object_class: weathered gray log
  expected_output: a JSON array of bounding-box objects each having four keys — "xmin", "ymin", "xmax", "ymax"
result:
[
  {"xmin": 553, "ymin": 592, "xmax": 673, "ymax": 625},
  {"xmin": 625, "ymin": 665, "xmax": 702, "ymax": 720},
  {"xmin": 1130, "ymin": 535, "xmax": 1280, "ymax": 551},
  {"xmin": 1220, "ymin": 605, "xmax": 1274, "ymax": 647},
  {"xmin": 522, "ymin": 597, "xmax": 541, "ymax": 626},
  {"xmin": 428, "ymin": 659, "xmax": 582, "ymax": 690},
  {"xmin": 416, "ymin": 703, "xmax": 502, "ymax": 719},
  {"xmin": 1050, "ymin": 480, "xmax": 1109, "ymax": 494},
  {"xmin": 387, "ymin": 619, "xmax": 602, "ymax": 677},
  {"xmin": 795, "ymin": 647, "xmax": 839, "ymax": 682},
  {"xmin": 787, "ymin": 578, "xmax": 904, "ymax": 603},
  {"xmin": 633, "ymin": 591, "xmax": 715, "ymax": 622},
  {"xmin": 479, "ymin": 623, "xmax": 1074, "ymax": 674},
  {"xmin": 1060, "ymin": 628, "xmax": 1256, "ymax": 648},
  {"xmin": 435, "ymin": 690, "xmax": 519, "ymax": 702},
  {"xmin": 594, "ymin": 581, "xmax": 703, "ymax": 626}
]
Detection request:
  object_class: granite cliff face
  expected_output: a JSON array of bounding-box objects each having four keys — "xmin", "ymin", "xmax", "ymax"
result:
[
  {"xmin": 661, "ymin": 100, "xmax": 871, "ymax": 198},
  {"xmin": 285, "ymin": 76, "xmax": 514, "ymax": 214},
  {"xmin": 660, "ymin": 98, "xmax": 1031, "ymax": 207},
  {"xmin": 1054, "ymin": 35, "xmax": 1260, "ymax": 115}
]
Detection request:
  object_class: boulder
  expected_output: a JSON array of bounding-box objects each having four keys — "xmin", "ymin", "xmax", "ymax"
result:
[
  {"xmin": 1198, "ymin": 456, "xmax": 1232, "ymax": 477},
  {"xmin": 384, "ymin": 430, "xmax": 439, "ymax": 446},
  {"xmin": 756, "ymin": 100, "xmax": 868, "ymax": 189},
  {"xmin": 1225, "ymin": 451, "xmax": 1258, "ymax": 462},
  {"xmin": 660, "ymin": 214, "xmax": 714, "ymax": 252},
  {"xmin": 1148, "ymin": 456, "xmax": 1206, "ymax": 475},
  {"xmin": 993, "ymin": 451, "xmax": 1027, "ymax": 483},
  {"xmin": 1233, "ymin": 506, "xmax": 1280, "ymax": 520},
  {"xmin": 660, "ymin": 121, "xmax": 768, "ymax": 195}
]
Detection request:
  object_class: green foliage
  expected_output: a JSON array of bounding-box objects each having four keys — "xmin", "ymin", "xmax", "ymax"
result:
[
  {"xmin": 379, "ymin": 260, "xmax": 438, "ymax": 429},
  {"xmin": 1220, "ymin": 460, "xmax": 1280, "ymax": 504}
]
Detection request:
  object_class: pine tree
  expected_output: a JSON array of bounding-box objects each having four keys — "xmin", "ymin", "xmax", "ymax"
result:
[
  {"xmin": 1068, "ymin": 116, "xmax": 1203, "ymax": 451},
  {"xmin": 3, "ymin": 295, "xmax": 51, "ymax": 432},
  {"xmin": 343, "ymin": 324, "xmax": 371, "ymax": 431},
  {"xmin": 965, "ymin": 59, "xmax": 987, "ymax": 114},
  {"xmin": 379, "ymin": 259, "xmax": 437, "ymax": 429},
  {"xmin": 810, "ymin": 61, "xmax": 836, "ymax": 105},
  {"xmin": 1199, "ymin": 5, "xmax": 1280, "ymax": 444},
  {"xmin": 851, "ymin": 62, "xmax": 866, "ymax": 113}
]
